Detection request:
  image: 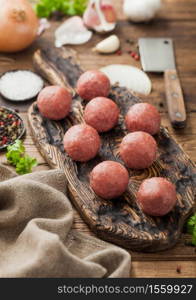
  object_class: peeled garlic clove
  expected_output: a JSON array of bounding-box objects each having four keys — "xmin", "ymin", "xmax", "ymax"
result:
[
  {"xmin": 83, "ymin": 0, "xmax": 117, "ymax": 33},
  {"xmin": 93, "ymin": 35, "xmax": 120, "ymax": 53},
  {"xmin": 55, "ymin": 16, "xmax": 92, "ymax": 47}
]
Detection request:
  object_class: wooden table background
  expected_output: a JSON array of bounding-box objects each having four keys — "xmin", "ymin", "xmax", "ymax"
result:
[{"xmin": 0, "ymin": 0, "xmax": 196, "ymax": 277}]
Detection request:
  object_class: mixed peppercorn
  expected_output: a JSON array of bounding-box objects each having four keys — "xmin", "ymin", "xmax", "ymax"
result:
[
  {"xmin": 0, "ymin": 107, "xmax": 24, "ymax": 148},
  {"xmin": 115, "ymin": 39, "xmax": 140, "ymax": 61}
]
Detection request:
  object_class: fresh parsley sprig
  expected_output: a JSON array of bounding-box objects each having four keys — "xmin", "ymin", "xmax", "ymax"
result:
[
  {"xmin": 187, "ymin": 213, "xmax": 196, "ymax": 246},
  {"xmin": 6, "ymin": 140, "xmax": 37, "ymax": 175},
  {"xmin": 35, "ymin": 0, "xmax": 88, "ymax": 18}
]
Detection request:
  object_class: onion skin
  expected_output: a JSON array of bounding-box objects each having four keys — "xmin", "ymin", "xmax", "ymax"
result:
[{"xmin": 0, "ymin": 0, "xmax": 39, "ymax": 53}]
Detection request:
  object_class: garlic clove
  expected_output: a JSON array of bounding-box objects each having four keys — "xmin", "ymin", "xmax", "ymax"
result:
[
  {"xmin": 55, "ymin": 16, "xmax": 92, "ymax": 47},
  {"xmin": 83, "ymin": 0, "xmax": 117, "ymax": 33},
  {"xmin": 83, "ymin": 1, "xmax": 101, "ymax": 28},
  {"xmin": 93, "ymin": 35, "xmax": 120, "ymax": 53},
  {"xmin": 101, "ymin": 1, "xmax": 117, "ymax": 23}
]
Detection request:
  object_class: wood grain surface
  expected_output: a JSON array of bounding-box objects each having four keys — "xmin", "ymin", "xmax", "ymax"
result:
[
  {"xmin": 0, "ymin": 0, "xmax": 196, "ymax": 277},
  {"xmin": 164, "ymin": 69, "xmax": 187, "ymax": 128}
]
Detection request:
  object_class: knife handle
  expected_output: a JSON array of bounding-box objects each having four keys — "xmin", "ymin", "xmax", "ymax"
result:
[{"xmin": 164, "ymin": 69, "xmax": 186, "ymax": 129}]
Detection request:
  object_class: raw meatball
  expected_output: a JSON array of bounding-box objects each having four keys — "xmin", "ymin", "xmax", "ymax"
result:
[
  {"xmin": 37, "ymin": 86, "xmax": 72, "ymax": 120},
  {"xmin": 76, "ymin": 70, "xmax": 110, "ymax": 101},
  {"xmin": 90, "ymin": 161, "xmax": 129, "ymax": 199},
  {"xmin": 120, "ymin": 131, "xmax": 157, "ymax": 169},
  {"xmin": 125, "ymin": 103, "xmax": 161, "ymax": 135},
  {"xmin": 63, "ymin": 124, "xmax": 101, "ymax": 162},
  {"xmin": 137, "ymin": 177, "xmax": 177, "ymax": 216},
  {"xmin": 84, "ymin": 97, "xmax": 119, "ymax": 132}
]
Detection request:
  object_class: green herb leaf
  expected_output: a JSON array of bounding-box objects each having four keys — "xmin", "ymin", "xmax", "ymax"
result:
[
  {"xmin": 36, "ymin": 3, "xmax": 51, "ymax": 18},
  {"xmin": 7, "ymin": 139, "xmax": 25, "ymax": 153},
  {"xmin": 16, "ymin": 155, "xmax": 38, "ymax": 175},
  {"xmin": 6, "ymin": 140, "xmax": 25, "ymax": 165},
  {"xmin": 35, "ymin": 0, "xmax": 88, "ymax": 18},
  {"xmin": 6, "ymin": 140, "xmax": 37, "ymax": 175},
  {"xmin": 186, "ymin": 214, "xmax": 196, "ymax": 246}
]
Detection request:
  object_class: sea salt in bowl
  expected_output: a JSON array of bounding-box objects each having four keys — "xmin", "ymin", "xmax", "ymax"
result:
[{"xmin": 0, "ymin": 70, "xmax": 44, "ymax": 102}]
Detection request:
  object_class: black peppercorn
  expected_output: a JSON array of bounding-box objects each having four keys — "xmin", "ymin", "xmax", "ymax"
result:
[{"xmin": 0, "ymin": 106, "xmax": 25, "ymax": 149}]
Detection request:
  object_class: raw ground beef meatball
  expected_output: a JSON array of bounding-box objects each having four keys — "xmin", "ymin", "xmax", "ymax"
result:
[
  {"xmin": 90, "ymin": 161, "xmax": 129, "ymax": 199},
  {"xmin": 37, "ymin": 85, "xmax": 72, "ymax": 120},
  {"xmin": 76, "ymin": 70, "xmax": 110, "ymax": 101},
  {"xmin": 137, "ymin": 177, "xmax": 177, "ymax": 216},
  {"xmin": 63, "ymin": 124, "xmax": 101, "ymax": 162},
  {"xmin": 119, "ymin": 131, "xmax": 157, "ymax": 169},
  {"xmin": 125, "ymin": 103, "xmax": 161, "ymax": 135},
  {"xmin": 84, "ymin": 97, "xmax": 120, "ymax": 132}
]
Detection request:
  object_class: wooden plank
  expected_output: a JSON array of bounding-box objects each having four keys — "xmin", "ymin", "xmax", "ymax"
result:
[
  {"xmin": 159, "ymin": 0, "xmax": 196, "ymax": 21},
  {"xmin": 131, "ymin": 260, "xmax": 196, "ymax": 278}
]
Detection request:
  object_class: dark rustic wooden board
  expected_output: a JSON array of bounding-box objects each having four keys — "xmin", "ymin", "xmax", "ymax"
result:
[{"xmin": 28, "ymin": 46, "xmax": 196, "ymax": 252}]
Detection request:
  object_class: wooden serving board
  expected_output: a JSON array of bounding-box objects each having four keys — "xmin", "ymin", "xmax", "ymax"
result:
[{"xmin": 28, "ymin": 46, "xmax": 196, "ymax": 252}]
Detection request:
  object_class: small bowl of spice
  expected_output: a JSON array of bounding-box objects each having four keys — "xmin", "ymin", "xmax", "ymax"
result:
[
  {"xmin": 0, "ymin": 70, "xmax": 44, "ymax": 102},
  {"xmin": 0, "ymin": 106, "xmax": 25, "ymax": 150}
]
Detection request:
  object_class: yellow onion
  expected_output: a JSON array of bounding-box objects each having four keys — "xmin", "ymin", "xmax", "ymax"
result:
[{"xmin": 0, "ymin": 0, "xmax": 39, "ymax": 53}]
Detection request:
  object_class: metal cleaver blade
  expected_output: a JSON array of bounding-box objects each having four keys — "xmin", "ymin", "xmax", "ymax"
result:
[
  {"xmin": 139, "ymin": 38, "xmax": 176, "ymax": 72},
  {"xmin": 138, "ymin": 38, "xmax": 186, "ymax": 129}
]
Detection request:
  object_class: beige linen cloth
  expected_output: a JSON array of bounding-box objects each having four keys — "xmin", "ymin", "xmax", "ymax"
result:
[{"xmin": 0, "ymin": 164, "xmax": 131, "ymax": 278}]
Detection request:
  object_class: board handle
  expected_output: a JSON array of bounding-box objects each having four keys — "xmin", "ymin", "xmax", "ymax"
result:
[{"xmin": 164, "ymin": 69, "xmax": 186, "ymax": 129}]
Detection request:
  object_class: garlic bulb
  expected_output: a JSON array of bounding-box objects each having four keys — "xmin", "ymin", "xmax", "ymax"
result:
[
  {"xmin": 123, "ymin": 0, "xmax": 161, "ymax": 23},
  {"xmin": 83, "ymin": 0, "xmax": 117, "ymax": 33},
  {"xmin": 93, "ymin": 35, "xmax": 120, "ymax": 53}
]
